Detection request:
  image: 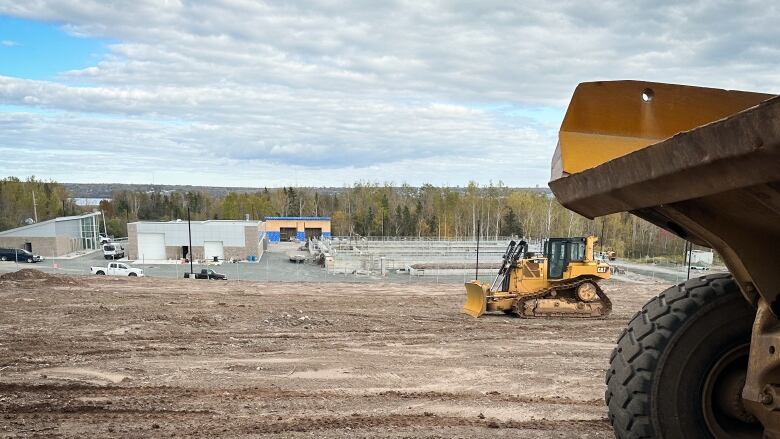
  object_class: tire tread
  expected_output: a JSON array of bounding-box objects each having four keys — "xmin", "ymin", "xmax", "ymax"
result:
[{"xmin": 606, "ymin": 274, "xmax": 743, "ymax": 438}]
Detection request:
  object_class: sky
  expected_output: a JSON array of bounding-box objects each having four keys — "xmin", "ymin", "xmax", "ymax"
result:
[{"xmin": 0, "ymin": 1, "xmax": 779, "ymax": 188}]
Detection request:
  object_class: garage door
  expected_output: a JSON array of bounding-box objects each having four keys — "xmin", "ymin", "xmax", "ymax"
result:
[
  {"xmin": 137, "ymin": 233, "xmax": 166, "ymax": 261},
  {"xmin": 280, "ymin": 227, "xmax": 297, "ymax": 241},
  {"xmin": 305, "ymin": 228, "xmax": 322, "ymax": 240},
  {"xmin": 204, "ymin": 241, "xmax": 224, "ymax": 261}
]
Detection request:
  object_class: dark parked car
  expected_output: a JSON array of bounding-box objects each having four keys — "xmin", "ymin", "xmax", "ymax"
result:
[
  {"xmin": 184, "ymin": 268, "xmax": 227, "ymax": 280},
  {"xmin": 0, "ymin": 248, "xmax": 43, "ymax": 263}
]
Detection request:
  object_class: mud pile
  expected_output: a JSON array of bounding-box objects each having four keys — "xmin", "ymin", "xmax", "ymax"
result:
[
  {"xmin": 0, "ymin": 268, "xmax": 53, "ymax": 281},
  {"xmin": 0, "ymin": 268, "xmax": 81, "ymax": 286}
]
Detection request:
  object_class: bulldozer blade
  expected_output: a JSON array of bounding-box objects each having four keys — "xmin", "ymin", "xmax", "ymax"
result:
[{"xmin": 462, "ymin": 281, "xmax": 488, "ymax": 318}]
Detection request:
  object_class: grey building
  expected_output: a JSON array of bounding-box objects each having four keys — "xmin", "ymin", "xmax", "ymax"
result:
[
  {"xmin": 0, "ymin": 212, "xmax": 101, "ymax": 257},
  {"xmin": 128, "ymin": 220, "xmax": 264, "ymax": 262}
]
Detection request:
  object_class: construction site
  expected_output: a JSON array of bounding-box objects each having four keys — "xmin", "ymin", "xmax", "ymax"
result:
[
  {"xmin": 0, "ymin": 269, "xmax": 663, "ymax": 437},
  {"xmin": 8, "ymin": 0, "xmax": 780, "ymax": 434},
  {"xmin": 1, "ymin": 73, "xmax": 778, "ymax": 437},
  {"xmin": 0, "ymin": 226, "xmax": 721, "ymax": 437}
]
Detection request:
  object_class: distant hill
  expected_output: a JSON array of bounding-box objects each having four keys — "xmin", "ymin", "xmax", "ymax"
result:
[{"xmin": 63, "ymin": 183, "xmax": 552, "ymax": 198}]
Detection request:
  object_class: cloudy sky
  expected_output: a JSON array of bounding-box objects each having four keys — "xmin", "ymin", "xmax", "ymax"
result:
[{"xmin": 0, "ymin": 1, "xmax": 779, "ymax": 187}]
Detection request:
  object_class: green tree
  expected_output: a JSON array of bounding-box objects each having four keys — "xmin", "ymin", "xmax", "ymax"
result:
[{"xmin": 500, "ymin": 207, "xmax": 522, "ymax": 237}]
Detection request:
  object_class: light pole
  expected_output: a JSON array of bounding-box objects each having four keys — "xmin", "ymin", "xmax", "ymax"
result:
[
  {"xmin": 475, "ymin": 219, "xmax": 481, "ymax": 281},
  {"xmin": 187, "ymin": 205, "xmax": 194, "ymax": 276}
]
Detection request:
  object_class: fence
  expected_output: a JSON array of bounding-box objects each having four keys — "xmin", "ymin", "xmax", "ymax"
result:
[{"xmin": 320, "ymin": 236, "xmax": 542, "ymax": 277}]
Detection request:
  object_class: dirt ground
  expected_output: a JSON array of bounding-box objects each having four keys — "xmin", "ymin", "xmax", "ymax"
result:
[{"xmin": 0, "ymin": 270, "xmax": 667, "ymax": 438}]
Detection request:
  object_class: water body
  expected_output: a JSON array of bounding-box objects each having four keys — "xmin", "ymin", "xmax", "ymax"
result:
[{"xmin": 72, "ymin": 197, "xmax": 111, "ymax": 206}]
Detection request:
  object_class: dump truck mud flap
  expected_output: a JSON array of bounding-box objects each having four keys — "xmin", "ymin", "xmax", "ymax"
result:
[{"xmin": 462, "ymin": 281, "xmax": 488, "ymax": 318}]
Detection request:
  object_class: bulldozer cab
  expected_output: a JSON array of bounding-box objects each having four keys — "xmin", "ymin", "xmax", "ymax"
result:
[{"xmin": 544, "ymin": 237, "xmax": 586, "ymax": 279}]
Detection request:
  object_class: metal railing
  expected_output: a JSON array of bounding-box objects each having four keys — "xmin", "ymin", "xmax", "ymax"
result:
[{"xmin": 330, "ymin": 235, "xmax": 522, "ymax": 242}]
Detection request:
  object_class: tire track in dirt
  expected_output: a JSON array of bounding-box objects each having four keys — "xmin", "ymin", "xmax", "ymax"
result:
[
  {"xmin": 2, "ymin": 382, "xmax": 604, "ymax": 405},
  {"xmin": 1, "ymin": 274, "xmax": 665, "ymax": 438},
  {"xmin": 233, "ymin": 414, "xmax": 611, "ymax": 434}
]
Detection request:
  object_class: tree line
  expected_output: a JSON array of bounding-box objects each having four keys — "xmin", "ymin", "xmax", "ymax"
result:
[
  {"xmin": 0, "ymin": 177, "xmax": 78, "ymax": 231},
  {"xmin": 0, "ymin": 177, "xmax": 690, "ymax": 261}
]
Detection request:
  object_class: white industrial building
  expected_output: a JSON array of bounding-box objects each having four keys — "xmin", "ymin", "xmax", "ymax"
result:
[
  {"xmin": 688, "ymin": 249, "xmax": 715, "ymax": 266},
  {"xmin": 127, "ymin": 220, "xmax": 265, "ymax": 262},
  {"xmin": 0, "ymin": 212, "xmax": 101, "ymax": 257}
]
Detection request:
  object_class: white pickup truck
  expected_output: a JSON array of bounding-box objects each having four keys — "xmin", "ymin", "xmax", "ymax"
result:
[{"xmin": 91, "ymin": 262, "xmax": 144, "ymax": 277}]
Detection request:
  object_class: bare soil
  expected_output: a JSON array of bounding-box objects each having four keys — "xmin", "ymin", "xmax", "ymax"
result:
[{"xmin": 0, "ymin": 272, "xmax": 667, "ymax": 438}]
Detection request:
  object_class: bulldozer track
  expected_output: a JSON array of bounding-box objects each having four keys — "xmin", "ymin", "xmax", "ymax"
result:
[{"xmin": 513, "ymin": 277, "xmax": 612, "ymax": 318}]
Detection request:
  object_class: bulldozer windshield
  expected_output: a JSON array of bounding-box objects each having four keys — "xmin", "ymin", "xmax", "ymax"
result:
[
  {"xmin": 545, "ymin": 237, "xmax": 587, "ymax": 279},
  {"xmin": 546, "ymin": 240, "xmax": 567, "ymax": 279},
  {"xmin": 569, "ymin": 239, "xmax": 586, "ymax": 262}
]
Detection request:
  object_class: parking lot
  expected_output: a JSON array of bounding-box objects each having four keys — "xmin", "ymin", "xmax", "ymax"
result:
[{"xmin": 0, "ymin": 243, "xmax": 501, "ymax": 285}]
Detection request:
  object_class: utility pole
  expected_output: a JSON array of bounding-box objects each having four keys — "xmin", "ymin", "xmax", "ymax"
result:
[
  {"xmin": 600, "ymin": 218, "xmax": 606, "ymax": 252},
  {"xmin": 685, "ymin": 241, "xmax": 692, "ymax": 280},
  {"xmin": 188, "ymin": 205, "xmax": 194, "ymax": 275},
  {"xmin": 32, "ymin": 191, "xmax": 38, "ymax": 223},
  {"xmin": 475, "ymin": 219, "xmax": 481, "ymax": 281},
  {"xmin": 101, "ymin": 210, "xmax": 108, "ymax": 238}
]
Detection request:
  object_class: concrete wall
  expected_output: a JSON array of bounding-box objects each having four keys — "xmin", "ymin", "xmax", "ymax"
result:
[
  {"xmin": 150, "ymin": 245, "xmax": 248, "ymax": 261},
  {"xmin": 164, "ymin": 245, "xmax": 201, "ymax": 261},
  {"xmin": 224, "ymin": 246, "xmax": 249, "ymax": 260},
  {"xmin": 0, "ymin": 236, "xmax": 62, "ymax": 256},
  {"xmin": 56, "ymin": 235, "xmax": 81, "ymax": 254},
  {"xmin": 132, "ymin": 245, "xmax": 204, "ymax": 262},
  {"xmin": 127, "ymin": 223, "xmax": 138, "ymax": 260},
  {"xmin": 244, "ymin": 225, "xmax": 261, "ymax": 259}
]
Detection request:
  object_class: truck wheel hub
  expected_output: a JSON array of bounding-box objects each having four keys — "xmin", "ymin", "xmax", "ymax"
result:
[{"xmin": 702, "ymin": 344, "xmax": 760, "ymax": 438}]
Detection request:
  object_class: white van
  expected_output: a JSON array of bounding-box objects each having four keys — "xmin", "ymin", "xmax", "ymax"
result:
[{"xmin": 103, "ymin": 243, "xmax": 125, "ymax": 260}]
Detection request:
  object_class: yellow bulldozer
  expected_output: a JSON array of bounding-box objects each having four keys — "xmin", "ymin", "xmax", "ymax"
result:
[{"xmin": 462, "ymin": 235, "xmax": 612, "ymax": 318}]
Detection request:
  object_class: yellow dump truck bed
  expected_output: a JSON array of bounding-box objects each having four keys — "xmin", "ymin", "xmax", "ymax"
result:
[{"xmin": 549, "ymin": 81, "xmax": 780, "ymax": 312}]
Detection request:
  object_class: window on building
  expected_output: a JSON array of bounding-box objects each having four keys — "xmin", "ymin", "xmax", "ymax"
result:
[{"xmin": 80, "ymin": 216, "xmax": 98, "ymax": 250}]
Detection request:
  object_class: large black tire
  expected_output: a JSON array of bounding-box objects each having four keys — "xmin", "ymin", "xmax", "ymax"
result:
[{"xmin": 606, "ymin": 273, "xmax": 761, "ymax": 438}]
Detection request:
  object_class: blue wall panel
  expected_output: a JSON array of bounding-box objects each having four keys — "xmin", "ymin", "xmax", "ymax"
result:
[
  {"xmin": 296, "ymin": 231, "xmax": 305, "ymax": 241},
  {"xmin": 267, "ymin": 231, "xmax": 281, "ymax": 242}
]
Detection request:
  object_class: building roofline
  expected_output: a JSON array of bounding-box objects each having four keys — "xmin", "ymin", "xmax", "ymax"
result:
[
  {"xmin": 0, "ymin": 211, "xmax": 101, "ymax": 236},
  {"xmin": 55, "ymin": 212, "xmax": 102, "ymax": 222},
  {"xmin": 264, "ymin": 216, "xmax": 331, "ymax": 220},
  {"xmin": 128, "ymin": 219, "xmax": 261, "ymax": 225}
]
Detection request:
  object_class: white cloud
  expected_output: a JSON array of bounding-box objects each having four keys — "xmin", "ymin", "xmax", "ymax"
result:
[
  {"xmin": 1, "ymin": 40, "xmax": 19, "ymax": 46},
  {"xmin": 1, "ymin": 0, "xmax": 780, "ymax": 186}
]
